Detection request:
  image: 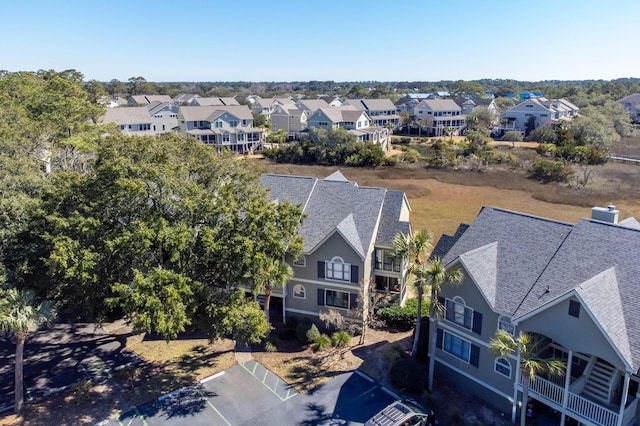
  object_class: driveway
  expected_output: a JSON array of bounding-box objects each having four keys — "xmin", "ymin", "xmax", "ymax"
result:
[
  {"xmin": 0, "ymin": 323, "xmax": 139, "ymax": 412},
  {"xmin": 103, "ymin": 362, "xmax": 397, "ymax": 426}
]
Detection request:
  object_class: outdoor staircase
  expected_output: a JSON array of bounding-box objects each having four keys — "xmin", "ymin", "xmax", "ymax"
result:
[{"xmin": 582, "ymin": 359, "xmax": 616, "ymax": 404}]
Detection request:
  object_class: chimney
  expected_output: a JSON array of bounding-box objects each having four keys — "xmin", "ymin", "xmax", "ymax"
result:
[{"xmin": 591, "ymin": 205, "xmax": 619, "ymax": 224}]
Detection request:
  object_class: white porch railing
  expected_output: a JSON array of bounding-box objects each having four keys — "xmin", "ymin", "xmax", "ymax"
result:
[
  {"xmin": 566, "ymin": 392, "xmax": 618, "ymax": 426},
  {"xmin": 528, "ymin": 375, "xmax": 622, "ymax": 426}
]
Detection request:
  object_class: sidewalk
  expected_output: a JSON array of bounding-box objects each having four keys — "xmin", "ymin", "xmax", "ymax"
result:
[{"xmin": 234, "ymin": 340, "xmax": 253, "ymax": 363}]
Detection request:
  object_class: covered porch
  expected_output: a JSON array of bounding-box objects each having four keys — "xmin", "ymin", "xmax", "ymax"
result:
[{"xmin": 516, "ymin": 343, "xmax": 638, "ymax": 426}]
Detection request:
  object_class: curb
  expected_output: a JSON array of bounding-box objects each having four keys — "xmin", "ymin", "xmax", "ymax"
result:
[{"xmin": 199, "ymin": 371, "xmax": 225, "ymax": 384}]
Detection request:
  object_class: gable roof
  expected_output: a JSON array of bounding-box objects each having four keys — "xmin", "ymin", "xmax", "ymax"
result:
[
  {"xmin": 129, "ymin": 95, "xmax": 173, "ymax": 104},
  {"xmin": 441, "ymin": 206, "xmax": 640, "ymax": 371},
  {"xmin": 297, "ymin": 99, "xmax": 330, "ymax": 112},
  {"xmin": 180, "ymin": 105, "xmax": 253, "ymax": 121},
  {"xmin": 260, "ymin": 173, "xmax": 410, "ymax": 260},
  {"xmin": 416, "ymin": 99, "xmax": 461, "ymax": 112},
  {"xmin": 344, "ymin": 98, "xmax": 396, "ymax": 111},
  {"xmin": 103, "ymin": 106, "xmax": 152, "ymax": 125}
]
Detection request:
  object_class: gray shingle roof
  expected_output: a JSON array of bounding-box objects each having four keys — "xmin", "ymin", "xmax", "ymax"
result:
[
  {"xmin": 442, "ymin": 206, "xmax": 640, "ymax": 371},
  {"xmin": 103, "ymin": 106, "xmax": 151, "ymax": 125},
  {"xmin": 260, "ymin": 173, "xmax": 409, "ymax": 260}
]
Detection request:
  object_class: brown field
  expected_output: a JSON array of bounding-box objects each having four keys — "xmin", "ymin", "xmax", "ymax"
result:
[{"xmin": 257, "ymin": 152, "xmax": 640, "ymax": 243}]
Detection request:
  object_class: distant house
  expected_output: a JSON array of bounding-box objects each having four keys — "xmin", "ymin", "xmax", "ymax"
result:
[
  {"xmin": 413, "ymin": 99, "xmax": 466, "ymax": 137},
  {"xmin": 193, "ymin": 97, "xmax": 240, "ymax": 107},
  {"xmin": 127, "ymin": 94, "xmax": 173, "ymax": 105},
  {"xmin": 498, "ymin": 98, "xmax": 579, "ymax": 136},
  {"xmin": 296, "ymin": 99, "xmax": 330, "ymax": 117},
  {"xmin": 173, "ymin": 94, "xmax": 201, "ymax": 105},
  {"xmin": 249, "ymin": 96, "xmax": 296, "ymax": 117},
  {"xmin": 453, "ymin": 98, "xmax": 497, "ymax": 116},
  {"xmin": 103, "ymin": 107, "xmax": 154, "ymax": 135},
  {"xmin": 306, "ymin": 107, "xmax": 390, "ymax": 150},
  {"xmin": 270, "ymin": 105, "xmax": 308, "ymax": 139},
  {"xmin": 432, "ymin": 205, "xmax": 640, "ymax": 426},
  {"xmin": 102, "ymin": 101, "xmax": 179, "ymax": 135},
  {"xmin": 616, "ymin": 93, "xmax": 640, "ymax": 123},
  {"xmin": 178, "ymin": 105, "xmax": 264, "ymax": 154},
  {"xmin": 342, "ymin": 98, "xmax": 400, "ymax": 129},
  {"xmin": 395, "ymin": 97, "xmax": 421, "ymax": 115},
  {"xmin": 259, "ymin": 171, "xmax": 411, "ymax": 323}
]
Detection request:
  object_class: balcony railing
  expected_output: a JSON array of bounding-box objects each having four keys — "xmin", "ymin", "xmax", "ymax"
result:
[{"xmin": 527, "ymin": 375, "xmax": 635, "ymax": 426}]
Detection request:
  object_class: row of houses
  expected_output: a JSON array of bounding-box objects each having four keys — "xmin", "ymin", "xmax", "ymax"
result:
[{"xmin": 256, "ymin": 166, "xmax": 640, "ymax": 426}]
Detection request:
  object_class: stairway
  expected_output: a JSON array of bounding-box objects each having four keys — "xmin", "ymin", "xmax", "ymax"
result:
[{"xmin": 582, "ymin": 359, "xmax": 616, "ymax": 404}]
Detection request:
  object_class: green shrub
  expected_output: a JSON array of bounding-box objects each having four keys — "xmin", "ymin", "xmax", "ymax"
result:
[
  {"xmin": 296, "ymin": 317, "xmax": 315, "ymax": 342},
  {"xmin": 315, "ymin": 334, "xmax": 332, "ymax": 351},
  {"xmin": 502, "ymin": 130, "xmax": 523, "ymax": 142},
  {"xmin": 71, "ymin": 379, "xmax": 93, "ymax": 405},
  {"xmin": 378, "ymin": 298, "xmax": 428, "ymax": 330},
  {"xmin": 331, "ymin": 331, "xmax": 351, "ymax": 348},
  {"xmin": 306, "ymin": 324, "xmax": 321, "ymax": 343},
  {"xmin": 265, "ymin": 340, "xmax": 278, "ymax": 352},
  {"xmin": 390, "ymin": 357, "xmax": 428, "ymax": 392},
  {"xmin": 530, "ymin": 159, "xmax": 574, "ymax": 182}
]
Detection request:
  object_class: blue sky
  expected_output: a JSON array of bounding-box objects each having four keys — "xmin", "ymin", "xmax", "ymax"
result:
[{"xmin": 3, "ymin": 0, "xmax": 639, "ymax": 83}]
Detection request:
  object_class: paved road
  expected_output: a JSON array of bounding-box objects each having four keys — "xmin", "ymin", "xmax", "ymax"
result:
[
  {"xmin": 0, "ymin": 323, "xmax": 139, "ymax": 412},
  {"xmin": 103, "ymin": 363, "xmax": 398, "ymax": 426}
]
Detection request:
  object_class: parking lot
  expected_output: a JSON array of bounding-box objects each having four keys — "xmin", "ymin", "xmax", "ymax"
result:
[{"xmin": 102, "ymin": 360, "xmax": 397, "ymax": 426}]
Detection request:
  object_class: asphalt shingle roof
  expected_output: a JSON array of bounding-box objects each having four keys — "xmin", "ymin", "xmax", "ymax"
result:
[
  {"xmin": 260, "ymin": 173, "xmax": 410, "ymax": 260},
  {"xmin": 441, "ymin": 206, "xmax": 640, "ymax": 371}
]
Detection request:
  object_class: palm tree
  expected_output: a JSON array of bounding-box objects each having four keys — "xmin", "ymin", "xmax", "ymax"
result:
[
  {"xmin": 417, "ymin": 119, "xmax": 426, "ymax": 138},
  {"xmin": 0, "ymin": 288, "xmax": 54, "ymax": 414},
  {"xmin": 252, "ymin": 257, "xmax": 293, "ymax": 327},
  {"xmin": 490, "ymin": 330, "xmax": 566, "ymax": 426},
  {"xmin": 424, "ymin": 258, "xmax": 463, "ymax": 392},
  {"xmin": 390, "ymin": 230, "xmax": 432, "ymax": 358}
]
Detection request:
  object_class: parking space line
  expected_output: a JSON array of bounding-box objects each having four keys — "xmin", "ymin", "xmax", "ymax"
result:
[
  {"xmin": 195, "ymin": 387, "xmax": 232, "ymax": 426},
  {"xmin": 239, "ymin": 362, "xmax": 297, "ymax": 401},
  {"xmin": 117, "ymin": 406, "xmax": 148, "ymax": 426},
  {"xmin": 352, "ymin": 384, "xmax": 381, "ymax": 402}
]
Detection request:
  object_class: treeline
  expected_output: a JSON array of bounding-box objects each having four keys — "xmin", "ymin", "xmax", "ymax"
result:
[
  {"xmin": 263, "ymin": 127, "xmax": 388, "ymax": 167},
  {"xmin": 0, "ymin": 69, "xmax": 302, "ymax": 344}
]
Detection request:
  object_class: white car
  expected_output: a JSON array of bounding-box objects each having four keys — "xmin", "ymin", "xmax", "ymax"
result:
[{"xmin": 365, "ymin": 400, "xmax": 436, "ymax": 426}]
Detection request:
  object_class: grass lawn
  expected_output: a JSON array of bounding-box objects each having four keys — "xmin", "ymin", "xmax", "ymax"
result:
[{"xmin": 115, "ymin": 334, "xmax": 237, "ymax": 406}]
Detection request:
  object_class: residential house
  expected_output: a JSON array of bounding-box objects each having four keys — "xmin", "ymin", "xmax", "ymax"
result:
[
  {"xmin": 306, "ymin": 107, "xmax": 390, "ymax": 150},
  {"xmin": 343, "ymin": 98, "xmax": 400, "ymax": 129},
  {"xmin": 259, "ymin": 171, "xmax": 411, "ymax": 324},
  {"xmin": 178, "ymin": 105, "xmax": 264, "ymax": 154},
  {"xmin": 127, "ymin": 94, "xmax": 173, "ymax": 105},
  {"xmin": 616, "ymin": 94, "xmax": 640, "ymax": 123},
  {"xmin": 317, "ymin": 94, "xmax": 343, "ymax": 107},
  {"xmin": 432, "ymin": 206, "xmax": 640, "ymax": 426},
  {"xmin": 270, "ymin": 105, "xmax": 308, "ymax": 139},
  {"xmin": 395, "ymin": 97, "xmax": 421, "ymax": 115},
  {"xmin": 296, "ymin": 99, "xmax": 330, "ymax": 117},
  {"xmin": 414, "ymin": 99, "xmax": 466, "ymax": 137},
  {"xmin": 249, "ymin": 96, "xmax": 296, "ymax": 117},
  {"xmin": 102, "ymin": 101, "xmax": 179, "ymax": 135},
  {"xmin": 453, "ymin": 98, "xmax": 497, "ymax": 116},
  {"xmin": 498, "ymin": 98, "xmax": 579, "ymax": 136},
  {"xmin": 173, "ymin": 94, "xmax": 201, "ymax": 105},
  {"xmin": 193, "ymin": 97, "xmax": 240, "ymax": 107}
]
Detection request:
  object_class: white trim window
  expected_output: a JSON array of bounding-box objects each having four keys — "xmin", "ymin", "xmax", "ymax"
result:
[
  {"xmin": 495, "ymin": 357, "xmax": 511, "ymax": 378},
  {"xmin": 445, "ymin": 297, "xmax": 472, "ymax": 329},
  {"xmin": 326, "ymin": 257, "xmax": 350, "ymax": 282},
  {"xmin": 443, "ymin": 330, "xmax": 470, "ymax": 362},
  {"xmin": 325, "ymin": 289, "xmax": 349, "ymax": 309},
  {"xmin": 293, "ymin": 284, "xmax": 305, "ymax": 299},
  {"xmin": 293, "ymin": 254, "xmax": 306, "ymax": 267}
]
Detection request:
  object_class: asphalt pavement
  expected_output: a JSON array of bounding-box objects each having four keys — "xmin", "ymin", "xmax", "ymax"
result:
[{"xmin": 0, "ymin": 323, "xmax": 139, "ymax": 412}]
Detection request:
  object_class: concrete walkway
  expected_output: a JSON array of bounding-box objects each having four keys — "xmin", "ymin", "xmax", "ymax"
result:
[{"xmin": 234, "ymin": 341, "xmax": 253, "ymax": 363}]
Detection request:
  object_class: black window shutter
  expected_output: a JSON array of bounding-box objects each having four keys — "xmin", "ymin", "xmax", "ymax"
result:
[
  {"xmin": 317, "ymin": 261, "xmax": 325, "ymax": 279},
  {"xmin": 350, "ymin": 294, "xmax": 358, "ymax": 310},
  {"xmin": 317, "ymin": 289, "xmax": 325, "ymax": 306},
  {"xmin": 470, "ymin": 345, "xmax": 480, "ymax": 367},
  {"xmin": 445, "ymin": 299, "xmax": 454, "ymax": 322},
  {"xmin": 436, "ymin": 328, "xmax": 443, "ymax": 349},
  {"xmin": 472, "ymin": 311, "xmax": 483, "ymax": 335},
  {"xmin": 350, "ymin": 265, "xmax": 358, "ymax": 283}
]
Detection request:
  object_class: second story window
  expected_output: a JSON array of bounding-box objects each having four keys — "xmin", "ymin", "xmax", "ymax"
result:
[
  {"xmin": 375, "ymin": 249, "xmax": 400, "ymax": 272},
  {"xmin": 214, "ymin": 121, "xmax": 223, "ymax": 128},
  {"xmin": 498, "ymin": 316, "xmax": 515, "ymax": 336},
  {"xmin": 326, "ymin": 257, "xmax": 350, "ymax": 282},
  {"xmin": 444, "ymin": 296, "xmax": 482, "ymax": 335},
  {"xmin": 229, "ymin": 120, "xmax": 238, "ymax": 127}
]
